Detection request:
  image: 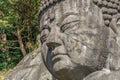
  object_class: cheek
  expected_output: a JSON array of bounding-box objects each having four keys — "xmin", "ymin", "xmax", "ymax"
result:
[
  {"xmin": 41, "ymin": 43, "xmax": 48, "ymax": 59},
  {"xmin": 63, "ymin": 35, "xmax": 77, "ymax": 52},
  {"xmin": 63, "ymin": 34, "xmax": 92, "ymax": 57},
  {"xmin": 63, "ymin": 35, "xmax": 82, "ymax": 56},
  {"xmin": 64, "ymin": 36, "xmax": 89, "ymax": 64}
]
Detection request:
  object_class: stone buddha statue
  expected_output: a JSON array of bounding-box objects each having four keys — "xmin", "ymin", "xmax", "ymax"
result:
[{"xmin": 39, "ymin": 0, "xmax": 120, "ymax": 80}]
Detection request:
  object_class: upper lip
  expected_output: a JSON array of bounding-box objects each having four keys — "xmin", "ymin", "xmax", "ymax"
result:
[
  {"xmin": 51, "ymin": 53, "xmax": 67, "ymax": 64},
  {"xmin": 51, "ymin": 52, "xmax": 66, "ymax": 60}
]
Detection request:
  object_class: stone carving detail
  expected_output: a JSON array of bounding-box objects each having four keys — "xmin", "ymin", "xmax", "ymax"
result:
[
  {"xmin": 39, "ymin": 0, "xmax": 120, "ymax": 80},
  {"xmin": 94, "ymin": 0, "xmax": 120, "ymax": 26}
]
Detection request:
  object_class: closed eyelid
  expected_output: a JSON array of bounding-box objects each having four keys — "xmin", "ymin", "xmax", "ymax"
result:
[
  {"xmin": 60, "ymin": 20, "xmax": 79, "ymax": 32},
  {"xmin": 60, "ymin": 20, "xmax": 79, "ymax": 29},
  {"xmin": 61, "ymin": 20, "xmax": 79, "ymax": 26}
]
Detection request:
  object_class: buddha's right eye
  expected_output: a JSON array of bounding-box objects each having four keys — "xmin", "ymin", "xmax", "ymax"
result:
[
  {"xmin": 40, "ymin": 35, "xmax": 47, "ymax": 44},
  {"xmin": 40, "ymin": 26, "xmax": 50, "ymax": 44}
]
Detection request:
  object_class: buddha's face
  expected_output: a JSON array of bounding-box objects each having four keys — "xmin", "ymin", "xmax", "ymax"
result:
[{"xmin": 40, "ymin": 0, "xmax": 109, "ymax": 80}]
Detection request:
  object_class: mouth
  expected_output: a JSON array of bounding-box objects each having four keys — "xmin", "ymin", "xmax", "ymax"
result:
[{"xmin": 51, "ymin": 53, "xmax": 67, "ymax": 64}]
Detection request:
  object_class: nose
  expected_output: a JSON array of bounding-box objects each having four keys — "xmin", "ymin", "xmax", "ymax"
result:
[
  {"xmin": 46, "ymin": 42, "xmax": 61, "ymax": 49},
  {"xmin": 46, "ymin": 25, "xmax": 62, "ymax": 49}
]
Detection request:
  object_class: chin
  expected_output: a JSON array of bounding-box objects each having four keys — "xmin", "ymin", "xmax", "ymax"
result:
[
  {"xmin": 52, "ymin": 60, "xmax": 75, "ymax": 80},
  {"xmin": 51, "ymin": 58, "xmax": 75, "ymax": 78},
  {"xmin": 51, "ymin": 55, "xmax": 75, "ymax": 72},
  {"xmin": 53, "ymin": 61, "xmax": 73, "ymax": 71}
]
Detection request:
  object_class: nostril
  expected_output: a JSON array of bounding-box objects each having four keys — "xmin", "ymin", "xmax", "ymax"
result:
[{"xmin": 46, "ymin": 42, "xmax": 61, "ymax": 49}]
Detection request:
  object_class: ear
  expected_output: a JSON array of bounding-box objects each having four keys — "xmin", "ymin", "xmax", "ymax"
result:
[
  {"xmin": 109, "ymin": 14, "xmax": 120, "ymax": 34},
  {"xmin": 117, "ymin": 18, "xmax": 120, "ymax": 35}
]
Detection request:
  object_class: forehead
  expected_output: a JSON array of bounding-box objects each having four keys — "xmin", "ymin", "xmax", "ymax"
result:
[
  {"xmin": 39, "ymin": 0, "xmax": 102, "ymax": 27},
  {"xmin": 40, "ymin": 0, "xmax": 79, "ymax": 23}
]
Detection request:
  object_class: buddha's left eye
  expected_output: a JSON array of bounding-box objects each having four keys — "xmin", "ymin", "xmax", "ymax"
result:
[
  {"xmin": 60, "ymin": 20, "xmax": 79, "ymax": 33},
  {"xmin": 60, "ymin": 24, "xmax": 70, "ymax": 33}
]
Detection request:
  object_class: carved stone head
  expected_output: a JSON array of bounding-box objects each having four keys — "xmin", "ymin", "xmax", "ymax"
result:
[{"xmin": 39, "ymin": 0, "xmax": 120, "ymax": 80}]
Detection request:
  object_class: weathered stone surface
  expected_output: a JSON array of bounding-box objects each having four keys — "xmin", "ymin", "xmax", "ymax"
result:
[
  {"xmin": 4, "ymin": 47, "xmax": 54, "ymax": 80},
  {"xmin": 39, "ymin": 0, "xmax": 120, "ymax": 80}
]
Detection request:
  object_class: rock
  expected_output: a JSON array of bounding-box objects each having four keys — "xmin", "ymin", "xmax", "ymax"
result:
[{"xmin": 4, "ymin": 47, "xmax": 55, "ymax": 80}]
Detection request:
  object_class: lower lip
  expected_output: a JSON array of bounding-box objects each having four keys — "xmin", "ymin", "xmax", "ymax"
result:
[{"xmin": 51, "ymin": 55, "xmax": 66, "ymax": 63}]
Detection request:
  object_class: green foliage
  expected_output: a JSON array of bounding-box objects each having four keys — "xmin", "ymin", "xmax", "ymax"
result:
[
  {"xmin": 0, "ymin": 0, "xmax": 41, "ymax": 70},
  {"xmin": 0, "ymin": 50, "xmax": 22, "ymax": 70}
]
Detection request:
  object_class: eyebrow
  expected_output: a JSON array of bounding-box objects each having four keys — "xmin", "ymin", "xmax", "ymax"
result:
[{"xmin": 57, "ymin": 12, "xmax": 79, "ymax": 26}]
